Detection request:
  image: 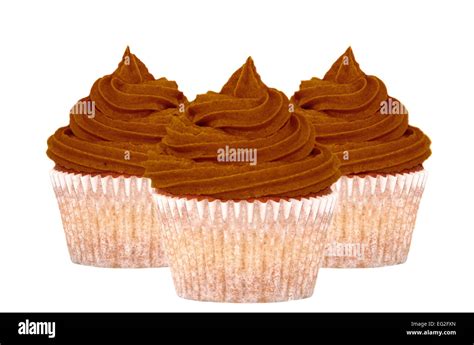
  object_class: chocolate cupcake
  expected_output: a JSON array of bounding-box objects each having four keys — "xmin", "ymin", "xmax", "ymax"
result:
[
  {"xmin": 293, "ymin": 47, "xmax": 431, "ymax": 268},
  {"xmin": 47, "ymin": 47, "xmax": 186, "ymax": 267},
  {"xmin": 145, "ymin": 57, "xmax": 340, "ymax": 302}
]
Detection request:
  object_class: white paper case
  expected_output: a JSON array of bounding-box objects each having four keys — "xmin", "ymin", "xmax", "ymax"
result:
[
  {"xmin": 50, "ymin": 169, "xmax": 167, "ymax": 268},
  {"xmin": 154, "ymin": 192, "xmax": 337, "ymax": 302},
  {"xmin": 323, "ymin": 169, "xmax": 427, "ymax": 268}
]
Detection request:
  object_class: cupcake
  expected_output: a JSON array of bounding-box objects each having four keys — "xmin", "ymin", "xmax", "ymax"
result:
[
  {"xmin": 47, "ymin": 47, "xmax": 186, "ymax": 268},
  {"xmin": 293, "ymin": 47, "xmax": 431, "ymax": 268},
  {"xmin": 144, "ymin": 57, "xmax": 341, "ymax": 302}
]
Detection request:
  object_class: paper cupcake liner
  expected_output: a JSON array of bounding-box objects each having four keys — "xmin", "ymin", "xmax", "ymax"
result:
[
  {"xmin": 323, "ymin": 169, "xmax": 427, "ymax": 268},
  {"xmin": 50, "ymin": 169, "xmax": 167, "ymax": 268},
  {"xmin": 153, "ymin": 192, "xmax": 337, "ymax": 302}
]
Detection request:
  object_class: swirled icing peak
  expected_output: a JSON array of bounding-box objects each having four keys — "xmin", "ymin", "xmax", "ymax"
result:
[
  {"xmin": 47, "ymin": 47, "xmax": 186, "ymax": 176},
  {"xmin": 293, "ymin": 47, "xmax": 431, "ymax": 175},
  {"xmin": 144, "ymin": 57, "xmax": 340, "ymax": 200}
]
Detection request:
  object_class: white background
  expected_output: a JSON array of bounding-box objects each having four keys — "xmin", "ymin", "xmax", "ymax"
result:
[{"xmin": 0, "ymin": 0, "xmax": 473, "ymax": 312}]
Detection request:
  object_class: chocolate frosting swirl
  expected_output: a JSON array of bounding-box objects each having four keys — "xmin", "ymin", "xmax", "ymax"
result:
[
  {"xmin": 144, "ymin": 58, "xmax": 340, "ymax": 200},
  {"xmin": 47, "ymin": 47, "xmax": 186, "ymax": 176},
  {"xmin": 293, "ymin": 47, "xmax": 431, "ymax": 175}
]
